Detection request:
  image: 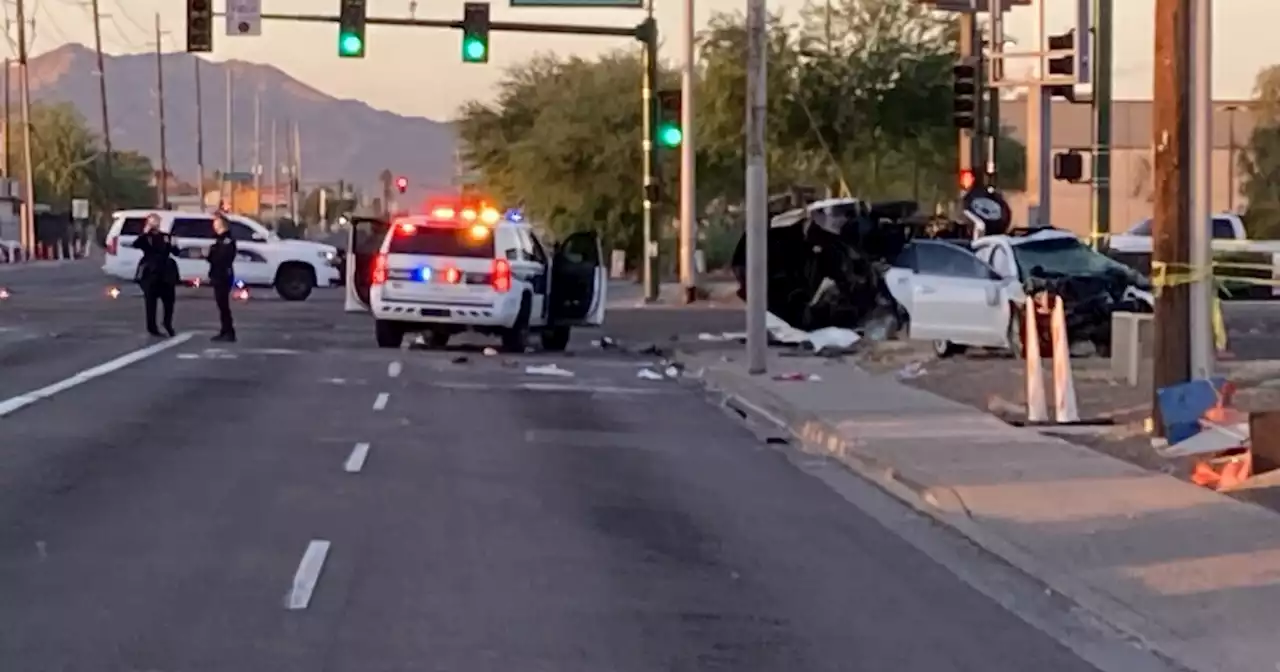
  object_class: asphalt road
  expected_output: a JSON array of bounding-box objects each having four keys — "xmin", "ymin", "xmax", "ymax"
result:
[{"xmin": 0, "ymin": 260, "xmax": 1169, "ymax": 671}]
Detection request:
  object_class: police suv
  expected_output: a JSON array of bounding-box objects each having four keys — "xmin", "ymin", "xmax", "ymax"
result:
[
  {"xmin": 351, "ymin": 204, "xmax": 605, "ymax": 351},
  {"xmin": 102, "ymin": 209, "xmax": 342, "ymax": 301}
]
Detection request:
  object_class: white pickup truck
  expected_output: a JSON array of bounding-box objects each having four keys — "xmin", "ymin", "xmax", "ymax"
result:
[
  {"xmin": 1106, "ymin": 213, "xmax": 1249, "ymax": 255},
  {"xmin": 1107, "ymin": 213, "xmax": 1280, "ymax": 299}
]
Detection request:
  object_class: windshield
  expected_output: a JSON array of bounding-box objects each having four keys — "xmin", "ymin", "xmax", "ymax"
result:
[
  {"xmin": 387, "ymin": 226, "xmax": 495, "ymax": 258},
  {"xmin": 1012, "ymin": 237, "xmax": 1144, "ymax": 283}
]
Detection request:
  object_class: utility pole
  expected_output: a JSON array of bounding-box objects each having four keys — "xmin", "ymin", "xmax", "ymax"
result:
[
  {"xmin": 986, "ymin": 2, "xmax": 1003, "ymax": 186},
  {"xmin": 957, "ymin": 10, "xmax": 983, "ymax": 182},
  {"xmin": 253, "ymin": 89, "xmax": 261, "ymax": 214},
  {"xmin": 1025, "ymin": 0, "xmax": 1051, "ymax": 227},
  {"xmin": 154, "ymin": 13, "xmax": 169, "ymax": 209},
  {"xmin": 678, "ymin": 0, "xmax": 697, "ymax": 304},
  {"xmin": 195, "ymin": 57, "xmax": 205, "ymax": 209},
  {"xmin": 290, "ymin": 120, "xmax": 301, "ymax": 222},
  {"xmin": 270, "ymin": 117, "xmax": 278, "ymax": 219},
  {"xmin": 1090, "ymin": 0, "xmax": 1112, "ymax": 247},
  {"xmin": 744, "ymin": 0, "xmax": 767, "ymax": 375},
  {"xmin": 224, "ymin": 68, "xmax": 233, "ymax": 209},
  {"xmin": 639, "ymin": 11, "xmax": 659, "ymax": 302},
  {"xmin": 16, "ymin": 0, "xmax": 36, "ymax": 255},
  {"xmin": 1188, "ymin": 0, "xmax": 1213, "ymax": 378},
  {"xmin": 89, "ymin": 0, "xmax": 112, "ymax": 203},
  {"xmin": 2, "ymin": 59, "xmax": 9, "ymax": 177},
  {"xmin": 1151, "ymin": 0, "xmax": 1191, "ymax": 432}
]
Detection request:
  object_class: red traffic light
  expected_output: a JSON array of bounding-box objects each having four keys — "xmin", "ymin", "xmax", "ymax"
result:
[
  {"xmin": 959, "ymin": 169, "xmax": 976, "ymax": 191},
  {"xmin": 395, "ymin": 176, "xmax": 408, "ymax": 192}
]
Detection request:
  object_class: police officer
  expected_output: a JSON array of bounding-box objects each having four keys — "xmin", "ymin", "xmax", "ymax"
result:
[
  {"xmin": 205, "ymin": 213, "xmax": 238, "ymax": 342},
  {"xmin": 131, "ymin": 214, "xmax": 179, "ymax": 337}
]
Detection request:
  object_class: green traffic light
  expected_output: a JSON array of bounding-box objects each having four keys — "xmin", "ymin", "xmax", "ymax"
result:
[
  {"xmin": 658, "ymin": 124, "xmax": 682, "ymax": 148},
  {"xmin": 339, "ymin": 32, "xmax": 363, "ymax": 56},
  {"xmin": 463, "ymin": 37, "xmax": 487, "ymax": 62}
]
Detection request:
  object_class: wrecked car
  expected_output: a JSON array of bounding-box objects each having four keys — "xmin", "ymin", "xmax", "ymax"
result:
[{"xmin": 731, "ymin": 196, "xmax": 1153, "ymax": 358}]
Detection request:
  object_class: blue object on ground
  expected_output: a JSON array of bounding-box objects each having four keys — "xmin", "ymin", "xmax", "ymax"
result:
[{"xmin": 1156, "ymin": 377, "xmax": 1227, "ymax": 445}]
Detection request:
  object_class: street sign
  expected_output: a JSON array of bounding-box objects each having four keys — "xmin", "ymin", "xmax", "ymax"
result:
[
  {"xmin": 71, "ymin": 198, "xmax": 89, "ymax": 220},
  {"xmin": 510, "ymin": 0, "xmax": 642, "ymax": 8},
  {"xmin": 226, "ymin": 0, "xmax": 262, "ymax": 36}
]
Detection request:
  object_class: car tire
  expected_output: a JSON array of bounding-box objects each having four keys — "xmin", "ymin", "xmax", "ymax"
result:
[
  {"xmin": 375, "ymin": 320, "xmax": 404, "ymax": 349},
  {"xmin": 275, "ymin": 264, "xmax": 316, "ymax": 301},
  {"xmin": 426, "ymin": 330, "xmax": 451, "ymax": 348},
  {"xmin": 540, "ymin": 326, "xmax": 571, "ymax": 352},
  {"xmin": 933, "ymin": 339, "xmax": 965, "ymax": 358},
  {"xmin": 501, "ymin": 294, "xmax": 532, "ymax": 353}
]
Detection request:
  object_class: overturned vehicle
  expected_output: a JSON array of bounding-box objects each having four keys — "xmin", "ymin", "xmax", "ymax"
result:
[{"xmin": 731, "ymin": 195, "xmax": 1153, "ymax": 357}]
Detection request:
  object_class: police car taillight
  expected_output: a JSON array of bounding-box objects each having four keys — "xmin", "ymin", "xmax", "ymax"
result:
[
  {"xmin": 372, "ymin": 254, "xmax": 388, "ymax": 284},
  {"xmin": 491, "ymin": 259, "xmax": 511, "ymax": 292}
]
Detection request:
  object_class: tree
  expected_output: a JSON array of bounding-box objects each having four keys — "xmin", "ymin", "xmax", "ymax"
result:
[{"xmin": 1241, "ymin": 66, "xmax": 1280, "ymax": 238}]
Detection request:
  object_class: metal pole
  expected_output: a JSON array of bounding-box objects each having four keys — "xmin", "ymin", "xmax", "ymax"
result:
[
  {"xmin": 16, "ymin": 0, "xmax": 36, "ymax": 255},
  {"xmin": 223, "ymin": 68, "xmax": 232, "ymax": 209},
  {"xmin": 744, "ymin": 0, "xmax": 768, "ymax": 375},
  {"xmin": 270, "ymin": 118, "xmax": 277, "ymax": 219},
  {"xmin": 1025, "ymin": 0, "xmax": 1051, "ymax": 226},
  {"xmin": 291, "ymin": 120, "xmax": 301, "ymax": 222},
  {"xmin": 678, "ymin": 0, "xmax": 697, "ymax": 303},
  {"xmin": 253, "ymin": 89, "xmax": 261, "ymax": 215},
  {"xmin": 958, "ymin": 11, "xmax": 977, "ymax": 179},
  {"xmin": 1188, "ymin": 0, "xmax": 1213, "ymax": 378},
  {"xmin": 3, "ymin": 59, "xmax": 10, "ymax": 177},
  {"xmin": 154, "ymin": 13, "xmax": 169, "ymax": 209},
  {"xmin": 640, "ymin": 13, "xmax": 659, "ymax": 302},
  {"xmin": 1091, "ymin": 0, "xmax": 1112, "ymax": 247},
  {"xmin": 987, "ymin": 3, "xmax": 1003, "ymax": 186},
  {"xmin": 1226, "ymin": 106, "xmax": 1237, "ymax": 212},
  {"xmin": 195, "ymin": 57, "xmax": 205, "ymax": 209}
]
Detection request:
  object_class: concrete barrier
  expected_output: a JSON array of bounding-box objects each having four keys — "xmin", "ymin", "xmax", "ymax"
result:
[{"xmin": 1110, "ymin": 311, "xmax": 1154, "ymax": 386}]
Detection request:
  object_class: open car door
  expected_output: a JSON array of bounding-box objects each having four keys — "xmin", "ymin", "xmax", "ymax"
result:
[
  {"xmin": 548, "ymin": 231, "xmax": 606, "ymax": 326},
  {"xmin": 344, "ymin": 216, "xmax": 391, "ymax": 312}
]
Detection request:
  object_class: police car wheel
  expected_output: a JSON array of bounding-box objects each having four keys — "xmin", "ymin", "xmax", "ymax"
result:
[
  {"xmin": 932, "ymin": 339, "xmax": 965, "ymax": 358},
  {"xmin": 275, "ymin": 265, "xmax": 316, "ymax": 301},
  {"xmin": 500, "ymin": 294, "xmax": 533, "ymax": 353},
  {"xmin": 540, "ymin": 326, "xmax": 571, "ymax": 352},
  {"xmin": 375, "ymin": 320, "xmax": 404, "ymax": 349}
]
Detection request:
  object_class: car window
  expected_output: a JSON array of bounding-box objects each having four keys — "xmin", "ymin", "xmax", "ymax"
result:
[
  {"xmin": 386, "ymin": 225, "xmax": 495, "ymax": 258},
  {"xmin": 226, "ymin": 221, "xmax": 259, "ymax": 242},
  {"xmin": 915, "ymin": 242, "xmax": 997, "ymax": 279},
  {"xmin": 525, "ymin": 231, "xmax": 548, "ymax": 264},
  {"xmin": 170, "ymin": 217, "xmax": 215, "ymax": 239},
  {"xmin": 891, "ymin": 244, "xmax": 916, "ymax": 269},
  {"xmin": 115, "ymin": 216, "xmax": 149, "ymax": 236},
  {"xmin": 1212, "ymin": 218, "xmax": 1236, "ymax": 239},
  {"xmin": 1011, "ymin": 236, "xmax": 1138, "ymax": 281}
]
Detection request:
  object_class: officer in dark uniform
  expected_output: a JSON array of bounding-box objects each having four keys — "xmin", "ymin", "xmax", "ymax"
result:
[
  {"xmin": 131, "ymin": 214, "xmax": 179, "ymax": 337},
  {"xmin": 205, "ymin": 213, "xmax": 238, "ymax": 342}
]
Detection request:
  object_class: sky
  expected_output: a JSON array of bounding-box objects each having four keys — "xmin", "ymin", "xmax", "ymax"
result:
[{"xmin": 8, "ymin": 0, "xmax": 1273, "ymax": 121}]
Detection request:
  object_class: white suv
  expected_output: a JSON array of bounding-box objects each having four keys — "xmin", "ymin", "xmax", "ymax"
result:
[
  {"xmin": 102, "ymin": 209, "xmax": 341, "ymax": 301},
  {"xmin": 353, "ymin": 207, "xmax": 606, "ymax": 351}
]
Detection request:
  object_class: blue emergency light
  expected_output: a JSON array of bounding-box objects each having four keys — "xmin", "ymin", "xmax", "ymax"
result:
[{"xmin": 504, "ymin": 208, "xmax": 523, "ymax": 222}]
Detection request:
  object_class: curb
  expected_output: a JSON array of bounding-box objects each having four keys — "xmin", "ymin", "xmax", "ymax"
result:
[{"xmin": 683, "ymin": 354, "xmax": 1204, "ymax": 672}]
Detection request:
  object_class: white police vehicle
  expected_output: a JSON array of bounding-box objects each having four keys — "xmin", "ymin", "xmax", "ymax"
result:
[
  {"xmin": 346, "ymin": 204, "xmax": 605, "ymax": 351},
  {"xmin": 102, "ymin": 209, "xmax": 342, "ymax": 301}
]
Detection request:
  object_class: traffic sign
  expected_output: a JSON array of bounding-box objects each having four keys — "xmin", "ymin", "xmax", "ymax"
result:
[
  {"xmin": 226, "ymin": 0, "xmax": 262, "ymax": 36},
  {"xmin": 510, "ymin": 0, "xmax": 642, "ymax": 8}
]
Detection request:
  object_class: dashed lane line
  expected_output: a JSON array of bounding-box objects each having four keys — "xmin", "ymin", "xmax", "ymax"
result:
[
  {"xmin": 284, "ymin": 540, "xmax": 331, "ymax": 610},
  {"xmin": 344, "ymin": 442, "xmax": 371, "ymax": 473},
  {"xmin": 372, "ymin": 392, "xmax": 389, "ymax": 410}
]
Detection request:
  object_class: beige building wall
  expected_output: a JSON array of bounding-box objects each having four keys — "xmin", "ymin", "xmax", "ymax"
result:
[{"xmin": 998, "ymin": 99, "xmax": 1255, "ymax": 239}]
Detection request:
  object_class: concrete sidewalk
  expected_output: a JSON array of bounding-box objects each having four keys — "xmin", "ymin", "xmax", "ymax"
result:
[{"xmin": 681, "ymin": 347, "xmax": 1280, "ymax": 672}]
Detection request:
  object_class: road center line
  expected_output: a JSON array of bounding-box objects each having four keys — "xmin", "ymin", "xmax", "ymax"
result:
[
  {"xmin": 388, "ymin": 361, "xmax": 402, "ymax": 377},
  {"xmin": 344, "ymin": 442, "xmax": 371, "ymax": 472},
  {"xmin": 372, "ymin": 392, "xmax": 390, "ymax": 410},
  {"xmin": 0, "ymin": 332, "xmax": 196, "ymax": 418},
  {"xmin": 285, "ymin": 540, "xmax": 331, "ymax": 610}
]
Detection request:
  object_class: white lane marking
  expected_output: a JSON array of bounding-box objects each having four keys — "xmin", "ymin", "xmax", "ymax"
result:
[
  {"xmin": 372, "ymin": 392, "xmax": 390, "ymax": 410},
  {"xmin": 426, "ymin": 380, "xmax": 670, "ymax": 395},
  {"xmin": 388, "ymin": 361, "xmax": 402, "ymax": 378},
  {"xmin": 285, "ymin": 540, "xmax": 331, "ymax": 610},
  {"xmin": 0, "ymin": 332, "xmax": 196, "ymax": 418},
  {"xmin": 344, "ymin": 442, "xmax": 371, "ymax": 473}
]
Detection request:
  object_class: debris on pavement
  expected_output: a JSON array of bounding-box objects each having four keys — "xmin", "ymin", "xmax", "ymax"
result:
[
  {"xmin": 451, "ymin": 355, "xmax": 469, "ymax": 364},
  {"xmin": 591, "ymin": 336, "xmax": 619, "ymax": 349},
  {"xmin": 772, "ymin": 372, "xmax": 821, "ymax": 382},
  {"xmin": 482, "ymin": 347, "xmax": 498, "ymax": 356},
  {"xmin": 697, "ymin": 331, "xmax": 747, "ymax": 342},
  {"xmin": 895, "ymin": 361, "xmax": 927, "ymax": 380},
  {"xmin": 0, "ymin": 288, "xmax": 9, "ymax": 299},
  {"xmin": 636, "ymin": 368, "xmax": 664, "ymax": 380},
  {"xmin": 525, "ymin": 363, "xmax": 574, "ymax": 377}
]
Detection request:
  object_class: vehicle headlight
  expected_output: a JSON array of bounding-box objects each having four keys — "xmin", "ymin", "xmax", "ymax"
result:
[{"xmin": 321, "ymin": 250, "xmax": 338, "ymax": 264}]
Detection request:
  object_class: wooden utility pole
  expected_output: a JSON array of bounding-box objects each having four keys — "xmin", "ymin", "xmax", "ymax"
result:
[
  {"xmin": 154, "ymin": 13, "xmax": 169, "ymax": 208},
  {"xmin": 1151, "ymin": 0, "xmax": 1192, "ymax": 433},
  {"xmin": 89, "ymin": 0, "xmax": 112, "ymax": 198},
  {"xmin": 2, "ymin": 58, "xmax": 10, "ymax": 177},
  {"xmin": 269, "ymin": 117, "xmax": 277, "ymax": 218},
  {"xmin": 291, "ymin": 120, "xmax": 301, "ymax": 222},
  {"xmin": 16, "ymin": 0, "xmax": 36, "ymax": 255},
  {"xmin": 195, "ymin": 57, "xmax": 205, "ymax": 208},
  {"xmin": 253, "ymin": 89, "xmax": 261, "ymax": 211}
]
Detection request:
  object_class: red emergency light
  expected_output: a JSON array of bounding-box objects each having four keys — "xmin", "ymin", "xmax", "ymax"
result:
[{"xmin": 959, "ymin": 169, "xmax": 976, "ymax": 191}]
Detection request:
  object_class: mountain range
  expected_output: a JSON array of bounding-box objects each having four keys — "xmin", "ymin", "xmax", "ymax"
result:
[{"xmin": 15, "ymin": 43, "xmax": 456, "ymax": 192}]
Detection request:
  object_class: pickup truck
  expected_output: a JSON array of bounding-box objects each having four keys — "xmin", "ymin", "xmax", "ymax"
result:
[{"xmin": 1106, "ymin": 213, "xmax": 1280, "ymax": 299}]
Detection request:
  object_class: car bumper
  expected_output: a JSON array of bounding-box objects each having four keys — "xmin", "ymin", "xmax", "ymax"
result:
[{"xmin": 372, "ymin": 293, "xmax": 520, "ymax": 328}]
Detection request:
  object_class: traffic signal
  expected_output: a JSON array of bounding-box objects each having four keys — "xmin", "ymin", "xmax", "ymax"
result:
[
  {"xmin": 1053, "ymin": 151, "xmax": 1084, "ymax": 182},
  {"xmin": 186, "ymin": 0, "xmax": 212, "ymax": 53},
  {"xmin": 338, "ymin": 0, "xmax": 366, "ymax": 58},
  {"xmin": 952, "ymin": 58, "xmax": 977, "ymax": 129},
  {"xmin": 959, "ymin": 169, "xmax": 976, "ymax": 191},
  {"xmin": 462, "ymin": 3, "xmax": 490, "ymax": 64},
  {"xmin": 656, "ymin": 89, "xmax": 682, "ymax": 148},
  {"xmin": 395, "ymin": 176, "xmax": 408, "ymax": 193},
  {"xmin": 1047, "ymin": 30, "xmax": 1075, "ymax": 77}
]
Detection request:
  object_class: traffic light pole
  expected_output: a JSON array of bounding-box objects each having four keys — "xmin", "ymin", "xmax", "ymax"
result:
[
  {"xmin": 244, "ymin": 10, "xmax": 660, "ymax": 299},
  {"xmin": 957, "ymin": 12, "xmax": 982, "ymax": 184}
]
